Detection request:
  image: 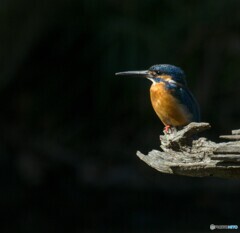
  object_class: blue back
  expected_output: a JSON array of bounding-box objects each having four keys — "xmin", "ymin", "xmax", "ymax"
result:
[{"xmin": 166, "ymin": 82, "xmax": 201, "ymax": 122}]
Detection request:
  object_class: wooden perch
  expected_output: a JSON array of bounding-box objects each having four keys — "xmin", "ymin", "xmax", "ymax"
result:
[{"xmin": 137, "ymin": 122, "xmax": 240, "ymax": 179}]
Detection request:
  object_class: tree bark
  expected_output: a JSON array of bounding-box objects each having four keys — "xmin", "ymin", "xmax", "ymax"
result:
[{"xmin": 137, "ymin": 122, "xmax": 240, "ymax": 179}]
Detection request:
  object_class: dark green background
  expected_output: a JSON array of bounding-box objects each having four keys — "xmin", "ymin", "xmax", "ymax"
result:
[{"xmin": 1, "ymin": 0, "xmax": 240, "ymax": 232}]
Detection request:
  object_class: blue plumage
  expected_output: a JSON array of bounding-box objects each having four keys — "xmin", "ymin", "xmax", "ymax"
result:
[
  {"xmin": 149, "ymin": 64, "xmax": 187, "ymax": 86},
  {"xmin": 172, "ymin": 86, "xmax": 200, "ymax": 122},
  {"xmin": 116, "ymin": 64, "xmax": 201, "ymax": 130},
  {"xmin": 149, "ymin": 64, "xmax": 200, "ymax": 123}
]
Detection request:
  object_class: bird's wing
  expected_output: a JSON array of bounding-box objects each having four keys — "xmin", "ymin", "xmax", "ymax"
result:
[{"xmin": 171, "ymin": 85, "xmax": 201, "ymax": 122}]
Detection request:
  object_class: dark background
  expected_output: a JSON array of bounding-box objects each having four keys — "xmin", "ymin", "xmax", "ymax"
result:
[{"xmin": 1, "ymin": 0, "xmax": 240, "ymax": 232}]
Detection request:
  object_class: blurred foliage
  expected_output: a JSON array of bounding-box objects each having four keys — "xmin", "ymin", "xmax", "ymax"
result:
[{"xmin": 0, "ymin": 0, "xmax": 240, "ymax": 232}]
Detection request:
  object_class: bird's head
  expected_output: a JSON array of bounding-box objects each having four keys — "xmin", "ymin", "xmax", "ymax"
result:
[{"xmin": 116, "ymin": 64, "xmax": 187, "ymax": 86}]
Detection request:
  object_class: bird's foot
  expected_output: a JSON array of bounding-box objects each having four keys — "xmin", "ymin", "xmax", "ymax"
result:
[
  {"xmin": 163, "ymin": 125, "xmax": 177, "ymax": 135},
  {"xmin": 164, "ymin": 125, "xmax": 171, "ymax": 134}
]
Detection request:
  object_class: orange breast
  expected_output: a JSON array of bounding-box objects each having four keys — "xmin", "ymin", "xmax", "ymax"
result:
[{"xmin": 150, "ymin": 83, "xmax": 191, "ymax": 126}]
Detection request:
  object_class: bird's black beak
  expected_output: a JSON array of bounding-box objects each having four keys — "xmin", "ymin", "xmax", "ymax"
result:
[{"xmin": 115, "ymin": 70, "xmax": 149, "ymax": 78}]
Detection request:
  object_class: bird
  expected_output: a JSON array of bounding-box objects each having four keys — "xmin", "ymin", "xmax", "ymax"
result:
[{"xmin": 116, "ymin": 64, "xmax": 200, "ymax": 133}]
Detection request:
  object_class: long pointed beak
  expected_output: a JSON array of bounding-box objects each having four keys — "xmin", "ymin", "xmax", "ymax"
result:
[{"xmin": 115, "ymin": 70, "xmax": 149, "ymax": 78}]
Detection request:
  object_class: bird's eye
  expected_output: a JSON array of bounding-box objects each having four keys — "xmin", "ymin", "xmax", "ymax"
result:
[{"xmin": 156, "ymin": 71, "xmax": 161, "ymax": 75}]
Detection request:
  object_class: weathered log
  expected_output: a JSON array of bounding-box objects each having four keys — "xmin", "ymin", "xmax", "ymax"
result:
[
  {"xmin": 213, "ymin": 145, "xmax": 240, "ymax": 154},
  {"xmin": 232, "ymin": 129, "xmax": 240, "ymax": 135},
  {"xmin": 136, "ymin": 122, "xmax": 240, "ymax": 179},
  {"xmin": 211, "ymin": 155, "xmax": 240, "ymax": 162},
  {"xmin": 219, "ymin": 135, "xmax": 240, "ymax": 140}
]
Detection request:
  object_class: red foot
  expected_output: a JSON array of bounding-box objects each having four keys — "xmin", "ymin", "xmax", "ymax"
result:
[{"xmin": 164, "ymin": 125, "xmax": 171, "ymax": 133}]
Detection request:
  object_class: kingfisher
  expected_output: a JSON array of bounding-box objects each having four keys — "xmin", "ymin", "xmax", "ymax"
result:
[{"xmin": 116, "ymin": 64, "xmax": 200, "ymax": 132}]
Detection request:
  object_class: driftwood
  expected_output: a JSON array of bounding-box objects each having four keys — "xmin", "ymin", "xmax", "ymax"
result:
[{"xmin": 137, "ymin": 122, "xmax": 240, "ymax": 179}]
